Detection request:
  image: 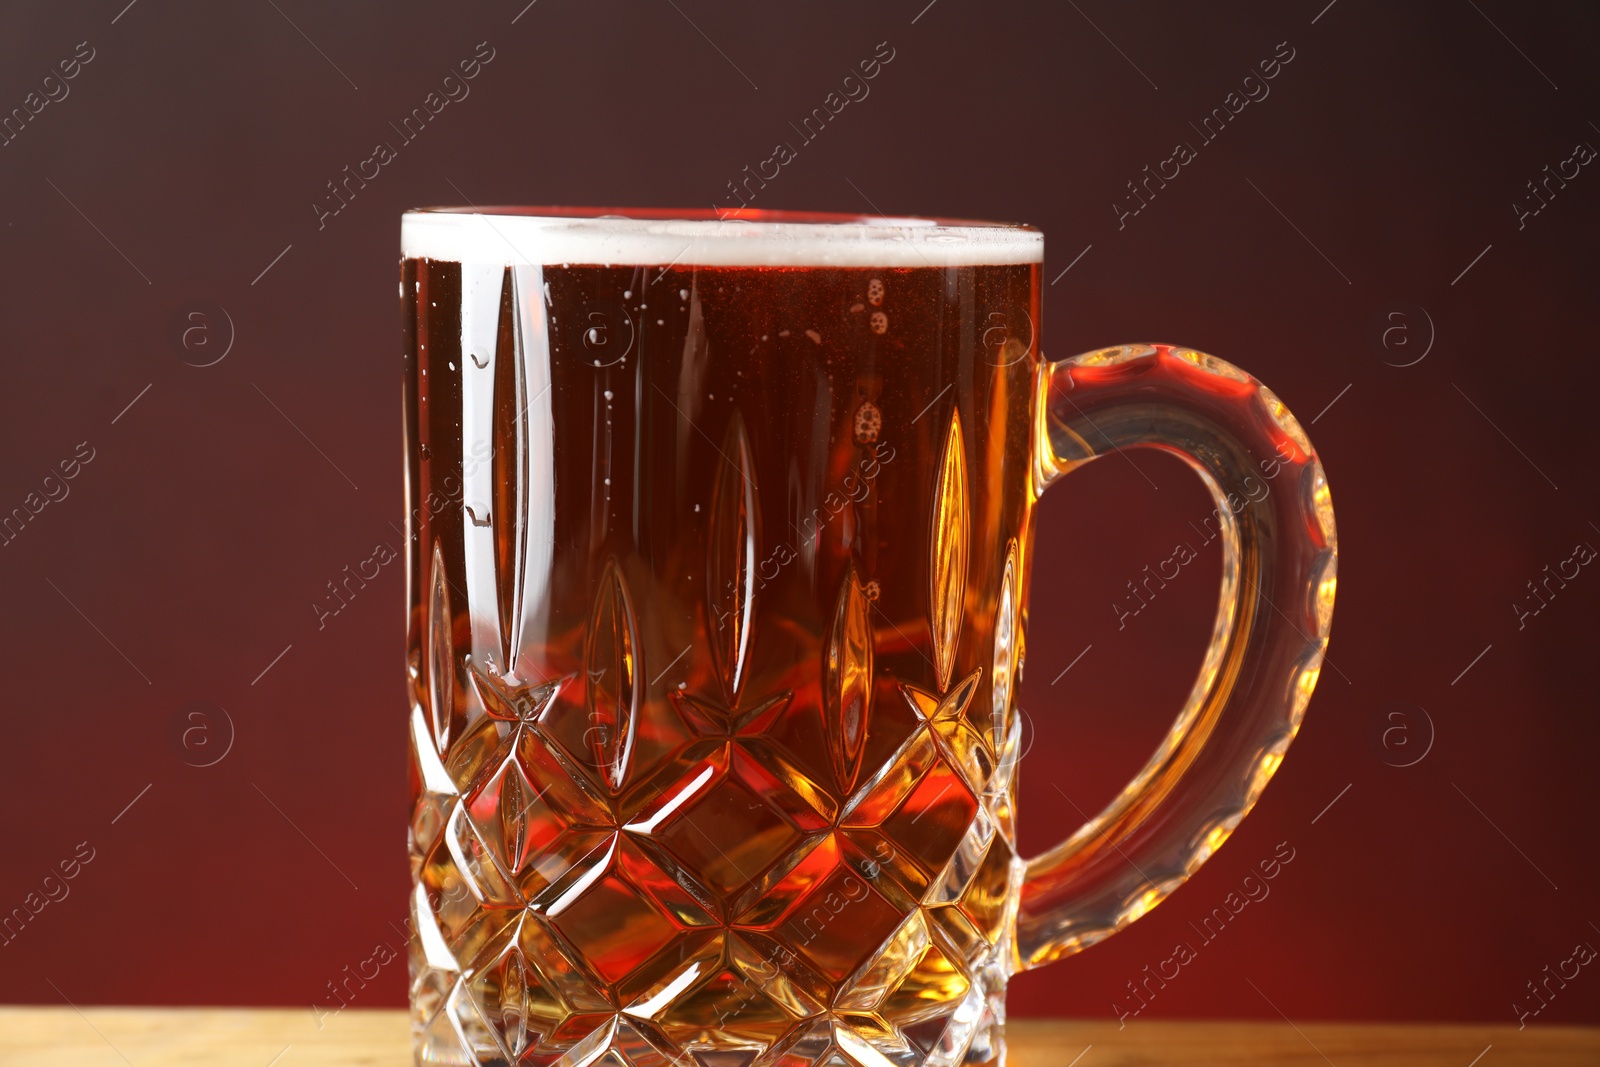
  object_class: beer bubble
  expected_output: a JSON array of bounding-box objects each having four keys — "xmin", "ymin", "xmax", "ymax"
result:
[
  {"xmin": 854, "ymin": 401, "xmax": 882, "ymax": 443},
  {"xmin": 575, "ymin": 299, "xmax": 636, "ymax": 366}
]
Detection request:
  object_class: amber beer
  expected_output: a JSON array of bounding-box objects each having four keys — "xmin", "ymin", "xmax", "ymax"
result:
[
  {"xmin": 403, "ymin": 208, "xmax": 1036, "ymax": 1066},
  {"xmin": 400, "ymin": 207, "xmax": 1336, "ymax": 1067}
]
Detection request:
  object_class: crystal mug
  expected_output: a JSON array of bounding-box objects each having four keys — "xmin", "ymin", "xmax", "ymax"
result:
[{"xmin": 400, "ymin": 208, "xmax": 1336, "ymax": 1067}]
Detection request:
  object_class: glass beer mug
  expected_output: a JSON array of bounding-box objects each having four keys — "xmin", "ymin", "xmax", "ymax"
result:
[{"xmin": 400, "ymin": 208, "xmax": 1336, "ymax": 1067}]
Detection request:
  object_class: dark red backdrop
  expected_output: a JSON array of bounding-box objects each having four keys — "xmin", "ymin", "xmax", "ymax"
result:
[{"xmin": 3, "ymin": 0, "xmax": 1598, "ymax": 1029}]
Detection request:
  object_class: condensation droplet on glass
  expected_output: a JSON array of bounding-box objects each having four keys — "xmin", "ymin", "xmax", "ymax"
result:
[
  {"xmin": 779, "ymin": 329, "xmax": 791, "ymax": 338},
  {"xmin": 863, "ymin": 580, "xmax": 881, "ymax": 601},
  {"xmin": 623, "ymin": 290, "xmax": 632, "ymax": 299},
  {"xmin": 869, "ymin": 311, "xmax": 888, "ymax": 335},
  {"xmin": 867, "ymin": 278, "xmax": 884, "ymax": 306},
  {"xmin": 448, "ymin": 361, "xmax": 456, "ymax": 371},
  {"xmin": 854, "ymin": 401, "xmax": 882, "ymax": 444},
  {"xmin": 806, "ymin": 329, "xmax": 822, "ymax": 344},
  {"xmin": 604, "ymin": 390, "xmax": 614, "ymax": 400},
  {"xmin": 657, "ymin": 319, "xmax": 665, "ymax": 325},
  {"xmin": 679, "ymin": 289, "xmax": 689, "ymax": 301}
]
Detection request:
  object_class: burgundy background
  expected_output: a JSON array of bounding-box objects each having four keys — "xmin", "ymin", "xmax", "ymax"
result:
[{"xmin": 2, "ymin": 0, "xmax": 1598, "ymax": 1029}]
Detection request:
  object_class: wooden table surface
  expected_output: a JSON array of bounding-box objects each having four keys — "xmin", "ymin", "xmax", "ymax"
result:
[{"xmin": 1, "ymin": 1008, "xmax": 1594, "ymax": 1066}]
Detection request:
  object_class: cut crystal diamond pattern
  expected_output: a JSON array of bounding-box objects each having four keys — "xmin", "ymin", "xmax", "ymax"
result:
[
  {"xmin": 989, "ymin": 544, "xmax": 1018, "ymax": 753},
  {"xmin": 736, "ymin": 833, "xmax": 914, "ymax": 991},
  {"xmin": 928, "ymin": 412, "xmax": 968, "ymax": 694},
  {"xmin": 823, "ymin": 565, "xmax": 875, "ymax": 795},
  {"xmin": 654, "ymin": 757, "xmax": 805, "ymax": 899},
  {"xmin": 880, "ymin": 766, "xmax": 979, "ymax": 887},
  {"xmin": 587, "ymin": 560, "xmax": 642, "ymax": 794},
  {"xmin": 639, "ymin": 934, "xmax": 801, "ymax": 1049},
  {"xmin": 463, "ymin": 914, "xmax": 612, "ymax": 1060},
  {"xmin": 410, "ymin": 276, "xmax": 1021, "ymax": 1067},
  {"xmin": 428, "ymin": 538, "xmax": 458, "ymax": 757},
  {"xmin": 490, "ymin": 268, "xmax": 528, "ymax": 669},
  {"xmin": 709, "ymin": 409, "xmax": 760, "ymax": 705},
  {"xmin": 544, "ymin": 835, "xmax": 711, "ymax": 987}
]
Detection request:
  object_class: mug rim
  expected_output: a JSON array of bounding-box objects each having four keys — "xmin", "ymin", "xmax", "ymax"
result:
[{"xmin": 400, "ymin": 205, "xmax": 1044, "ymax": 268}]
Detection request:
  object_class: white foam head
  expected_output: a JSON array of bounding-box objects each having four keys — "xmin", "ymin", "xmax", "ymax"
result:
[{"xmin": 401, "ymin": 208, "xmax": 1043, "ymax": 267}]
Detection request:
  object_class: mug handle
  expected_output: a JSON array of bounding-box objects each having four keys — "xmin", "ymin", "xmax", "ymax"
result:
[{"xmin": 1016, "ymin": 344, "xmax": 1337, "ymax": 970}]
